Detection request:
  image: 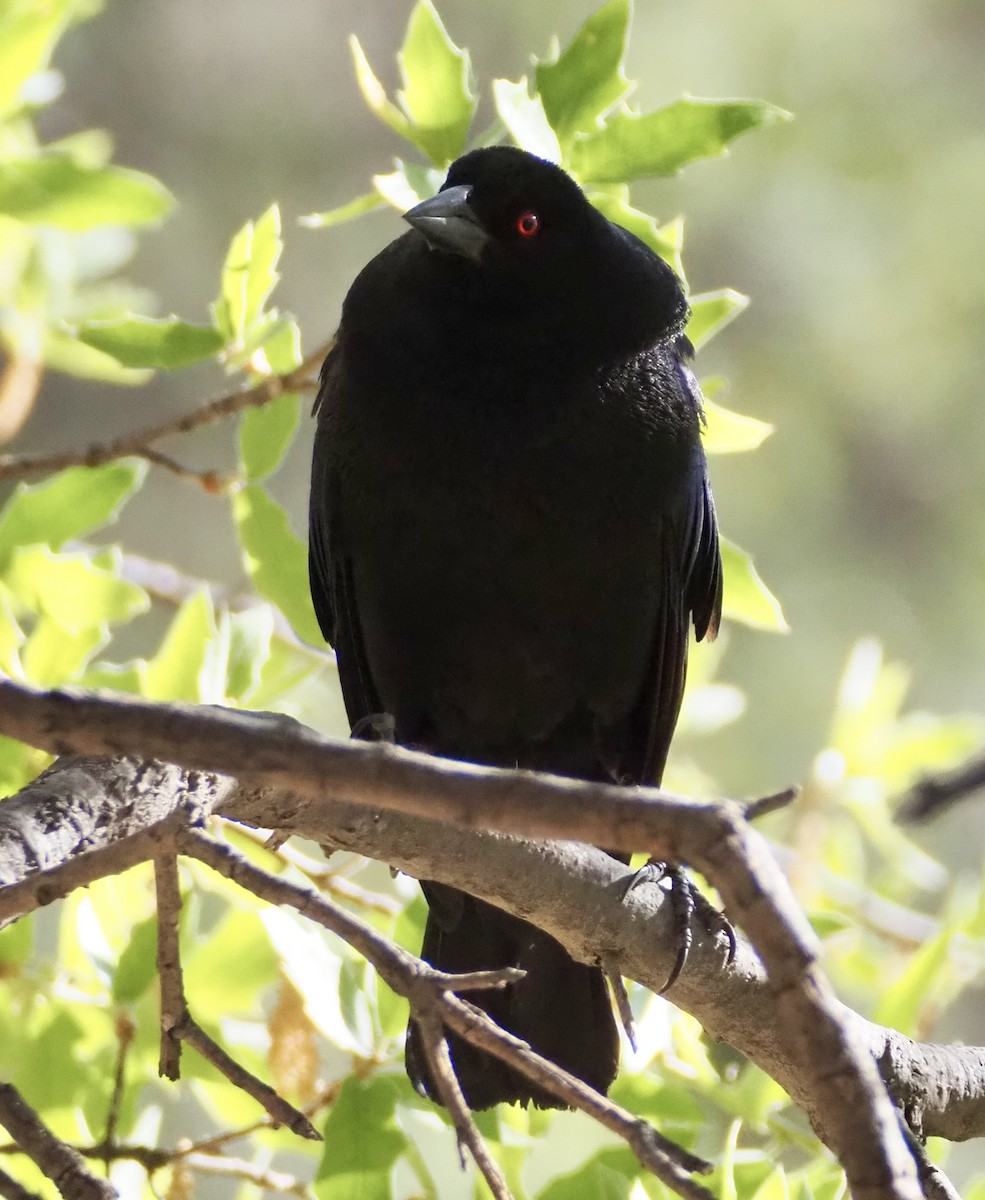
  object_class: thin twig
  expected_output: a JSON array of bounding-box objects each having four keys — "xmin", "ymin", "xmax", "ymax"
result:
[
  {"xmin": 173, "ymin": 1016, "xmax": 320, "ymax": 1141},
  {"xmin": 0, "ymin": 1164, "xmax": 42, "ymax": 1200},
  {"xmin": 179, "ymin": 1152, "xmax": 312, "ymax": 1198},
  {"xmin": 0, "ymin": 338, "xmax": 331, "ymax": 483},
  {"xmin": 101, "ymin": 1015, "xmax": 135, "ymax": 1170},
  {"xmin": 0, "ymin": 1082, "xmax": 116, "ymax": 1200},
  {"xmin": 415, "ymin": 1016, "xmax": 512, "ymax": 1200},
  {"xmin": 154, "ymin": 856, "xmax": 184, "ymax": 1081},
  {"xmin": 744, "ymin": 785, "xmax": 800, "ymax": 822}
]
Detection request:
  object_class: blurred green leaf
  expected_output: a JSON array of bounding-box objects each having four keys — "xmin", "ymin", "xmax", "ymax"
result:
[
  {"xmin": 873, "ymin": 919, "xmax": 955, "ymax": 1035},
  {"xmin": 721, "ymin": 537, "xmax": 788, "ymax": 632},
  {"xmin": 6, "ymin": 546, "xmax": 147, "ymax": 632},
  {"xmin": 536, "ymin": 0, "xmax": 631, "ymax": 144},
  {"xmin": 0, "ymin": 156, "xmax": 174, "ymax": 229},
  {"xmin": 256, "ymin": 316, "xmax": 302, "ymax": 373},
  {"xmin": 315, "ymin": 1076, "xmax": 405, "ymax": 1200},
  {"xmin": 238, "ymin": 392, "xmax": 300, "ymax": 482},
  {"xmin": 232, "ymin": 484, "xmax": 323, "ymax": 646},
  {"xmin": 493, "ymin": 79, "xmax": 561, "ymax": 162},
  {"xmin": 396, "ymin": 0, "xmax": 476, "ymax": 164},
  {"xmin": 22, "ymin": 617, "xmax": 105, "ymax": 684},
  {"xmin": 225, "ymin": 605, "xmax": 275, "ymax": 699},
  {"xmin": 702, "ymin": 397, "xmax": 774, "ymax": 455},
  {"xmin": 537, "ymin": 1147, "xmax": 638, "ymax": 1200},
  {"xmin": 75, "ymin": 315, "xmax": 223, "ymax": 368},
  {"xmin": 568, "ymin": 98, "xmax": 790, "ymax": 183},
  {"xmin": 372, "ymin": 162, "xmax": 442, "ymax": 211},
  {"xmin": 687, "ymin": 288, "xmax": 749, "ymax": 351},
  {"xmin": 349, "ymin": 34, "xmax": 414, "ymax": 143},
  {"xmin": 0, "ymin": 0, "xmax": 75, "ymax": 120},
  {"xmin": 212, "ymin": 205, "xmax": 283, "ymax": 345},
  {"xmin": 112, "ymin": 912, "xmax": 159, "ymax": 1004},
  {"xmin": 301, "ymin": 191, "xmax": 385, "ymax": 229},
  {"xmin": 42, "ymin": 325, "xmax": 154, "ymax": 384},
  {"xmin": 0, "ymin": 461, "xmax": 146, "ymax": 570},
  {"xmin": 141, "ymin": 590, "xmax": 215, "ymax": 702}
]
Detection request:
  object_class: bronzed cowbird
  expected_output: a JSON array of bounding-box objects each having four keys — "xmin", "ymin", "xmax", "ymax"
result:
[{"xmin": 308, "ymin": 146, "xmax": 722, "ymax": 1109}]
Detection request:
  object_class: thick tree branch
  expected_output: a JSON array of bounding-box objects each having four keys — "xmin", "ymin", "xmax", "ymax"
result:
[{"xmin": 0, "ymin": 684, "xmax": 975, "ymax": 1195}]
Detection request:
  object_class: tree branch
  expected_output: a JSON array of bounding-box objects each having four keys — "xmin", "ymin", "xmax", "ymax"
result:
[
  {"xmin": 0, "ymin": 339, "xmax": 331, "ymax": 484},
  {"xmin": 0, "ymin": 683, "xmax": 976, "ymax": 1195}
]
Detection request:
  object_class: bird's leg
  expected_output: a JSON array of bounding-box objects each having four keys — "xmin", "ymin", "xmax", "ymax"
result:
[{"xmin": 622, "ymin": 860, "xmax": 735, "ymax": 992}]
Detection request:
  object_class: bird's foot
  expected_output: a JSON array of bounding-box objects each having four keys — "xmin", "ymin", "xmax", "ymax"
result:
[
  {"xmin": 622, "ymin": 860, "xmax": 735, "ymax": 992},
  {"xmin": 350, "ymin": 712, "xmax": 396, "ymax": 742}
]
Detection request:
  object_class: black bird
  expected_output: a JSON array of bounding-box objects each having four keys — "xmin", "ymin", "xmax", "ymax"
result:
[{"xmin": 308, "ymin": 146, "xmax": 722, "ymax": 1109}]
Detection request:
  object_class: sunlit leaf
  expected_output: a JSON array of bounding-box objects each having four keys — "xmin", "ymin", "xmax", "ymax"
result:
[
  {"xmin": 75, "ymin": 315, "xmax": 223, "ymax": 368},
  {"xmin": 720, "ymin": 537, "xmax": 788, "ymax": 632},
  {"xmin": 687, "ymin": 288, "xmax": 749, "ymax": 351},
  {"xmin": 0, "ymin": 461, "xmax": 146, "ymax": 570},
  {"xmin": 0, "ymin": 156, "xmax": 174, "ymax": 229},
  {"xmin": 569, "ymin": 98, "xmax": 791, "ymax": 183},
  {"xmin": 349, "ymin": 34, "xmax": 413, "ymax": 142},
  {"xmin": 0, "ymin": 0, "xmax": 76, "ymax": 120},
  {"xmin": 702, "ymin": 397, "xmax": 774, "ymax": 455},
  {"xmin": 315, "ymin": 1076, "xmax": 405, "ymax": 1200},
  {"xmin": 140, "ymin": 590, "xmax": 215, "ymax": 702},
  {"xmin": 300, "ymin": 192, "xmax": 385, "ymax": 229},
  {"xmin": 536, "ymin": 0, "xmax": 631, "ymax": 143},
  {"xmin": 238, "ymin": 392, "xmax": 300, "ymax": 482},
  {"xmin": 492, "ymin": 79, "xmax": 561, "ymax": 162},
  {"xmin": 396, "ymin": 0, "xmax": 476, "ymax": 164},
  {"xmin": 232, "ymin": 484, "xmax": 323, "ymax": 646}
]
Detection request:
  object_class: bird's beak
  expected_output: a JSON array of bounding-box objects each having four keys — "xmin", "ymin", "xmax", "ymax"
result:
[{"xmin": 403, "ymin": 185, "xmax": 489, "ymax": 262}]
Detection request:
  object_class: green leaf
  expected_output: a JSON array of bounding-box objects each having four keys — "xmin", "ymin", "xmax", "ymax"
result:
[
  {"xmin": 492, "ymin": 79, "xmax": 561, "ymax": 163},
  {"xmin": 112, "ymin": 912, "xmax": 159, "ymax": 1004},
  {"xmin": 396, "ymin": 0, "xmax": 476, "ymax": 164},
  {"xmin": 536, "ymin": 0, "xmax": 632, "ymax": 144},
  {"xmin": 11, "ymin": 545, "xmax": 152, "ymax": 632},
  {"xmin": 244, "ymin": 205, "xmax": 282, "ymax": 332},
  {"xmin": 232, "ymin": 484, "xmax": 323, "ymax": 646},
  {"xmin": 300, "ymin": 191, "xmax": 386, "ymax": 229},
  {"xmin": 0, "ymin": 0, "xmax": 75, "ymax": 120},
  {"xmin": 42, "ymin": 326, "xmax": 154, "ymax": 385},
  {"xmin": 226, "ymin": 605, "xmax": 275, "ymax": 699},
  {"xmin": 702, "ymin": 397, "xmax": 774, "ymax": 455},
  {"xmin": 373, "ymin": 162, "xmax": 444, "ymax": 211},
  {"xmin": 568, "ymin": 98, "xmax": 791, "ymax": 184},
  {"xmin": 349, "ymin": 34, "xmax": 414, "ymax": 143},
  {"xmin": 0, "ymin": 156, "xmax": 174, "ymax": 229},
  {"xmin": 22, "ymin": 618, "xmax": 106, "ymax": 685},
  {"xmin": 687, "ymin": 288, "xmax": 749, "ymax": 351},
  {"xmin": 720, "ymin": 537, "xmax": 788, "ymax": 632},
  {"xmin": 212, "ymin": 205, "xmax": 283, "ymax": 344},
  {"xmin": 238, "ymin": 392, "xmax": 300, "ymax": 482},
  {"xmin": 141, "ymin": 590, "xmax": 215, "ymax": 701},
  {"xmin": 315, "ymin": 1076, "xmax": 405, "ymax": 1200},
  {"xmin": 0, "ymin": 461, "xmax": 147, "ymax": 570},
  {"xmin": 255, "ymin": 316, "xmax": 302, "ymax": 374},
  {"xmin": 75, "ymin": 315, "xmax": 224, "ymax": 369}
]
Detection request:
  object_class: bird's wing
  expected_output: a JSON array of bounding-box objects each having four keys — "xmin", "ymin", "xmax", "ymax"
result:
[
  {"xmin": 307, "ymin": 344, "xmax": 381, "ymax": 727},
  {"xmin": 603, "ymin": 362, "xmax": 722, "ymax": 788}
]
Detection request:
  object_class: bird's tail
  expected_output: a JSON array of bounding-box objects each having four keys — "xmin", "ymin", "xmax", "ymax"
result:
[{"xmin": 405, "ymin": 882, "xmax": 619, "ymax": 1110}]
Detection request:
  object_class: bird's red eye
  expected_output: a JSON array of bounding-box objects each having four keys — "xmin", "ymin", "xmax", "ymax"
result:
[{"xmin": 516, "ymin": 211, "xmax": 540, "ymax": 238}]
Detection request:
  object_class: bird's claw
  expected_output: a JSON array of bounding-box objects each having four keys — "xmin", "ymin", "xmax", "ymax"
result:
[
  {"xmin": 350, "ymin": 711, "xmax": 396, "ymax": 742},
  {"xmin": 622, "ymin": 859, "xmax": 735, "ymax": 992}
]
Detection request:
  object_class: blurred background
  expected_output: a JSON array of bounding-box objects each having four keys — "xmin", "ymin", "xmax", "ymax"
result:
[{"xmin": 30, "ymin": 3, "xmax": 985, "ymax": 828}]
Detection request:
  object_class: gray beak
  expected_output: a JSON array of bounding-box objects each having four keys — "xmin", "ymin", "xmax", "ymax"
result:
[{"xmin": 403, "ymin": 185, "xmax": 489, "ymax": 262}]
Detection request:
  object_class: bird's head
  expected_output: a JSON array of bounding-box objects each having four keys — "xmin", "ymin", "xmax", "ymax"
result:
[{"xmin": 402, "ymin": 147, "xmax": 687, "ymax": 349}]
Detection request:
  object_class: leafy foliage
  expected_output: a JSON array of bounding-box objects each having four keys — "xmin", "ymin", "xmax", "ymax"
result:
[{"xmin": 0, "ymin": 2, "xmax": 981, "ymax": 1198}]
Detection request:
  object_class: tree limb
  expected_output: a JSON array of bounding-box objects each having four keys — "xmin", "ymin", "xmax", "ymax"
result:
[{"xmin": 0, "ymin": 683, "xmax": 975, "ymax": 1195}]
